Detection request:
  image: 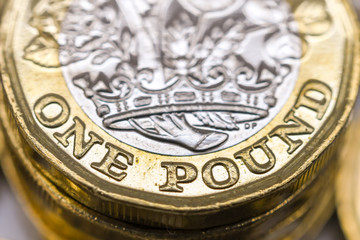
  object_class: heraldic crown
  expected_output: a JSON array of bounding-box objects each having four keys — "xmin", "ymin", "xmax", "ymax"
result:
[{"xmin": 72, "ymin": 58, "xmax": 282, "ymax": 128}]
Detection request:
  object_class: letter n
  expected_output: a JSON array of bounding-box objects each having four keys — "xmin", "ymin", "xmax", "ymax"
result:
[{"xmin": 54, "ymin": 117, "xmax": 104, "ymax": 159}]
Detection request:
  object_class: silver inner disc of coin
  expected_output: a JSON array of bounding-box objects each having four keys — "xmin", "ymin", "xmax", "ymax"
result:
[{"xmin": 59, "ymin": 0, "xmax": 301, "ymax": 156}]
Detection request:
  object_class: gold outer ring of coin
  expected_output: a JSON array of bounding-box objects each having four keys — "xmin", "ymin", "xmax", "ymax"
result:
[
  {"xmin": 0, "ymin": 101, "xmax": 337, "ymax": 240},
  {"xmin": 1, "ymin": 0, "xmax": 359, "ymax": 229}
]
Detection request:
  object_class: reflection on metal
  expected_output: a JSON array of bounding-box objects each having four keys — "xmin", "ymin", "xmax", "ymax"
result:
[{"xmin": 59, "ymin": 0, "xmax": 301, "ymax": 154}]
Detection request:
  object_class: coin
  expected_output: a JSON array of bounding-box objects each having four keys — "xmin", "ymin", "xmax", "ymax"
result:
[
  {"xmin": 0, "ymin": 120, "xmax": 4, "ymax": 164},
  {"xmin": 1, "ymin": 150, "xmax": 336, "ymax": 240},
  {"xmin": 0, "ymin": 71, "xmax": 337, "ymax": 239},
  {"xmin": 1, "ymin": 0, "xmax": 359, "ymax": 229},
  {"xmin": 0, "ymin": 88, "xmax": 338, "ymax": 239},
  {"xmin": 336, "ymin": 116, "xmax": 360, "ymax": 240}
]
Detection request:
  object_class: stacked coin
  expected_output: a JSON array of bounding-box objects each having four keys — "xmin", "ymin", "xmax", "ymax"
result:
[
  {"xmin": 336, "ymin": 117, "xmax": 360, "ymax": 240},
  {"xmin": 0, "ymin": 0, "xmax": 359, "ymax": 239},
  {"xmin": 335, "ymin": 1, "xmax": 360, "ymax": 239}
]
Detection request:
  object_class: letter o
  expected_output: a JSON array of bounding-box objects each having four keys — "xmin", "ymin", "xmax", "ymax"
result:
[
  {"xmin": 34, "ymin": 94, "xmax": 70, "ymax": 128},
  {"xmin": 202, "ymin": 158, "xmax": 239, "ymax": 189}
]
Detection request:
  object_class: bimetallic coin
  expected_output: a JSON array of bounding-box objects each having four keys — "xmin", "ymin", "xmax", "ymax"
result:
[
  {"xmin": 0, "ymin": 88, "xmax": 338, "ymax": 239},
  {"xmin": 0, "ymin": 0, "xmax": 359, "ymax": 229}
]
